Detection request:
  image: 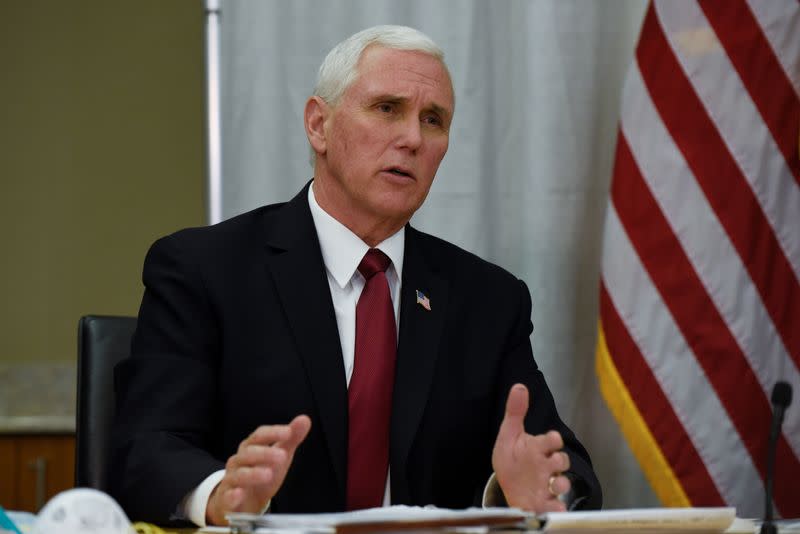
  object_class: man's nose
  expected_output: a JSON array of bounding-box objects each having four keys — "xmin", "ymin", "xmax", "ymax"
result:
[{"xmin": 394, "ymin": 116, "xmax": 423, "ymax": 151}]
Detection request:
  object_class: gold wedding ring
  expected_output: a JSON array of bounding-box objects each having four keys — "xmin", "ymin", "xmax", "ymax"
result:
[{"xmin": 548, "ymin": 474, "xmax": 559, "ymax": 497}]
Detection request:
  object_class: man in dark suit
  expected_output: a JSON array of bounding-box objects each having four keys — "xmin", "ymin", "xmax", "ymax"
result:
[{"xmin": 110, "ymin": 25, "xmax": 601, "ymax": 527}]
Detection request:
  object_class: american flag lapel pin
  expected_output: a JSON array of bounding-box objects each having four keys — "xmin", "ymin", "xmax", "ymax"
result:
[{"xmin": 415, "ymin": 289, "xmax": 431, "ymax": 311}]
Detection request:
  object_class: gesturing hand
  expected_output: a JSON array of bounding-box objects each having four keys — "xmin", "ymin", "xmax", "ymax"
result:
[
  {"xmin": 491, "ymin": 384, "xmax": 571, "ymax": 512},
  {"xmin": 206, "ymin": 415, "xmax": 312, "ymax": 525}
]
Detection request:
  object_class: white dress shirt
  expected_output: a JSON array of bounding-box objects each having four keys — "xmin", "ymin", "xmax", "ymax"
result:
[
  {"xmin": 182, "ymin": 182, "xmax": 403, "ymax": 526},
  {"xmin": 308, "ymin": 183, "xmax": 405, "ymax": 385}
]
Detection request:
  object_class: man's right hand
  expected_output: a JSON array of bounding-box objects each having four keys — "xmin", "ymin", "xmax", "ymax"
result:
[{"xmin": 206, "ymin": 415, "xmax": 312, "ymax": 526}]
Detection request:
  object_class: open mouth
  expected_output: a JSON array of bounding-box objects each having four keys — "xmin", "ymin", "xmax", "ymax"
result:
[{"xmin": 385, "ymin": 167, "xmax": 414, "ymax": 179}]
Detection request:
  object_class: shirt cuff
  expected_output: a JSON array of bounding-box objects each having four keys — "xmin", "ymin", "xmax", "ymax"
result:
[
  {"xmin": 481, "ymin": 472, "xmax": 507, "ymax": 507},
  {"xmin": 182, "ymin": 469, "xmax": 226, "ymax": 527},
  {"xmin": 181, "ymin": 470, "xmax": 274, "ymax": 527}
]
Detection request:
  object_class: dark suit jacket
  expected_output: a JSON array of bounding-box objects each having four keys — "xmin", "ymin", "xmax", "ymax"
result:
[{"xmin": 109, "ymin": 184, "xmax": 601, "ymax": 523}]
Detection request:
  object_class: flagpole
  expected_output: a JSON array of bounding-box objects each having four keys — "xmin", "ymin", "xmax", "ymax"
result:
[{"xmin": 204, "ymin": 0, "xmax": 223, "ymax": 225}]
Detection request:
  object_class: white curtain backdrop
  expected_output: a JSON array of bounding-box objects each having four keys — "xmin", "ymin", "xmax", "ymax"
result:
[{"xmin": 218, "ymin": 0, "xmax": 655, "ymax": 509}]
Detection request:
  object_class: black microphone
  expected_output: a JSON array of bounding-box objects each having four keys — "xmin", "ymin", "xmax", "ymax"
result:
[{"xmin": 760, "ymin": 381, "xmax": 792, "ymax": 534}]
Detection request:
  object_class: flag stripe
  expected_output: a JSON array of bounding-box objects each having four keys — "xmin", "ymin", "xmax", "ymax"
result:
[
  {"xmin": 620, "ymin": 59, "xmax": 800, "ymax": 461},
  {"xmin": 610, "ymin": 132, "xmax": 800, "ymax": 515},
  {"xmin": 599, "ymin": 281, "xmax": 724, "ymax": 505},
  {"xmin": 654, "ymin": 0, "xmax": 800, "ymax": 289},
  {"xmin": 699, "ymin": 0, "xmax": 800, "ymax": 185},
  {"xmin": 745, "ymin": 0, "xmax": 800, "ymax": 100},
  {"xmin": 639, "ymin": 4, "xmax": 800, "ymax": 372}
]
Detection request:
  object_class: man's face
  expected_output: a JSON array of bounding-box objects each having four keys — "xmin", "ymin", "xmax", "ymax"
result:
[{"xmin": 316, "ymin": 46, "xmax": 454, "ymax": 232}]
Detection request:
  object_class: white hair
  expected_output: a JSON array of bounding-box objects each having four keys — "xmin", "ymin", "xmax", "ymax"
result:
[
  {"xmin": 314, "ymin": 25, "xmax": 448, "ymax": 106},
  {"xmin": 308, "ymin": 25, "xmax": 451, "ymax": 166}
]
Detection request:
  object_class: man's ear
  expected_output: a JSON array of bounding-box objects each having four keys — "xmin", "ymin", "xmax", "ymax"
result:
[{"xmin": 305, "ymin": 96, "xmax": 329, "ymax": 156}]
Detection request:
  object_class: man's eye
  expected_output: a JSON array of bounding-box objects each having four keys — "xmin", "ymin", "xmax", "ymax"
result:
[
  {"xmin": 423, "ymin": 114, "xmax": 442, "ymax": 127},
  {"xmin": 377, "ymin": 103, "xmax": 394, "ymax": 113}
]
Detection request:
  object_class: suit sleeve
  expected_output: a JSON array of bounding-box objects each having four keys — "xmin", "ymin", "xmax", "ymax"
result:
[
  {"xmin": 109, "ymin": 234, "xmax": 226, "ymax": 524},
  {"xmin": 493, "ymin": 278, "xmax": 602, "ymax": 510}
]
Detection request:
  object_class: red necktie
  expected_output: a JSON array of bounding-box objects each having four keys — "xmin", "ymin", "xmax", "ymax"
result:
[{"xmin": 347, "ymin": 248, "xmax": 396, "ymax": 510}]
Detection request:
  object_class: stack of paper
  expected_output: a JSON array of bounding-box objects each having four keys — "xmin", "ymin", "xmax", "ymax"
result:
[
  {"xmin": 222, "ymin": 506, "xmax": 529, "ymax": 533},
  {"xmin": 199, "ymin": 505, "xmax": 744, "ymax": 533}
]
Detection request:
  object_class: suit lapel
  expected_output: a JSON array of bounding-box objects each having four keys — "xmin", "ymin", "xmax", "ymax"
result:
[
  {"xmin": 262, "ymin": 184, "xmax": 348, "ymax": 501},
  {"xmin": 390, "ymin": 227, "xmax": 449, "ymax": 503}
]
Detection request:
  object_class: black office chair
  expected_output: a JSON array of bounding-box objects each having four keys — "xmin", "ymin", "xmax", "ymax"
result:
[{"xmin": 75, "ymin": 315, "xmax": 137, "ymax": 491}]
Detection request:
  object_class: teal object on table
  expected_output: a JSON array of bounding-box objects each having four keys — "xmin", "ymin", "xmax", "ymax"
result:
[{"xmin": 0, "ymin": 506, "xmax": 22, "ymax": 534}]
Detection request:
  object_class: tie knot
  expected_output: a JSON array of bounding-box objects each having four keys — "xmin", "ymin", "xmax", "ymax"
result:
[{"xmin": 358, "ymin": 249, "xmax": 391, "ymax": 280}]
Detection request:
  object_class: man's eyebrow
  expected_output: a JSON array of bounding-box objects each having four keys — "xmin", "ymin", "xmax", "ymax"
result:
[
  {"xmin": 429, "ymin": 103, "xmax": 451, "ymax": 120},
  {"xmin": 369, "ymin": 94, "xmax": 407, "ymax": 104},
  {"xmin": 370, "ymin": 95, "xmax": 450, "ymax": 112}
]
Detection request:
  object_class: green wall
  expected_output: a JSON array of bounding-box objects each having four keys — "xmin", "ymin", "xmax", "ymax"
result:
[{"xmin": 0, "ymin": 1, "xmax": 205, "ymax": 363}]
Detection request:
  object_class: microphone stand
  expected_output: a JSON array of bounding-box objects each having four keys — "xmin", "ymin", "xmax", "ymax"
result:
[{"xmin": 760, "ymin": 381, "xmax": 792, "ymax": 534}]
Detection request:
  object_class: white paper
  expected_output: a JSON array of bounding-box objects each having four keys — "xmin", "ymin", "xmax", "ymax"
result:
[
  {"xmin": 541, "ymin": 507, "xmax": 736, "ymax": 531},
  {"xmin": 222, "ymin": 505, "xmax": 529, "ymax": 532}
]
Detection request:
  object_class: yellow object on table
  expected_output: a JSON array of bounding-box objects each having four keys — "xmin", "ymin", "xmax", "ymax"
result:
[{"xmin": 132, "ymin": 522, "xmax": 180, "ymax": 534}]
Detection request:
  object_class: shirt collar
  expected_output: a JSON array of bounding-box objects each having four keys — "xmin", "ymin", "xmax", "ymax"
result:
[{"xmin": 308, "ymin": 182, "xmax": 405, "ymax": 288}]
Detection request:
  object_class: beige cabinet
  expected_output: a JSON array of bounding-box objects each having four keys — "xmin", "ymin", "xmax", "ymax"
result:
[{"xmin": 0, "ymin": 434, "xmax": 75, "ymax": 512}]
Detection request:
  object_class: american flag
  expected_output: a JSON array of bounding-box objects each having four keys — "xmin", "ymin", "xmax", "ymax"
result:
[
  {"xmin": 416, "ymin": 289, "xmax": 431, "ymax": 311},
  {"xmin": 596, "ymin": 0, "xmax": 800, "ymax": 517}
]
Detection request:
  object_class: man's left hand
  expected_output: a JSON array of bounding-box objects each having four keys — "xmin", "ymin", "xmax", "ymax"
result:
[{"xmin": 491, "ymin": 383, "xmax": 571, "ymax": 512}]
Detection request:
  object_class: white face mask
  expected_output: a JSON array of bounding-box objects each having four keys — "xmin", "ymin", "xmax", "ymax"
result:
[{"xmin": 35, "ymin": 488, "xmax": 133, "ymax": 534}]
